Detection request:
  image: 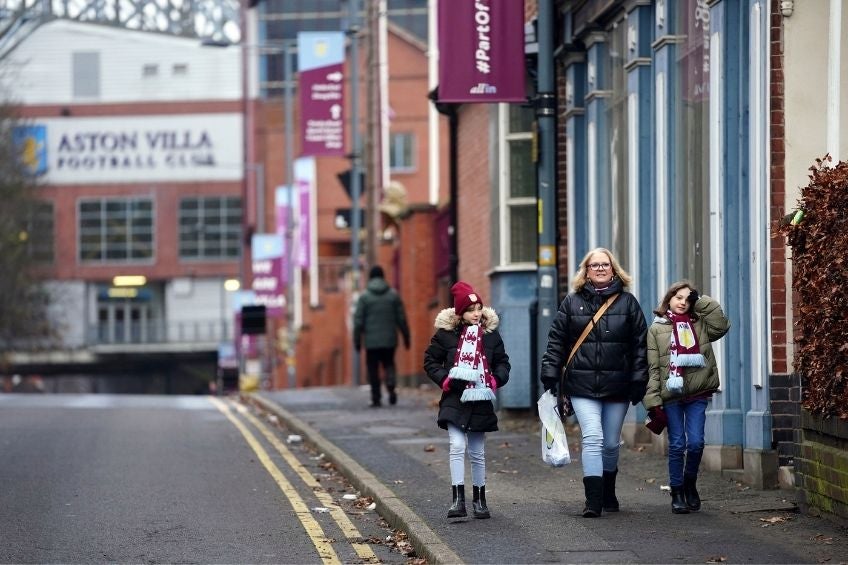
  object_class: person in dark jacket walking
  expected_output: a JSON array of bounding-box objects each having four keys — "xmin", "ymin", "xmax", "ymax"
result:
[
  {"xmin": 353, "ymin": 265, "xmax": 410, "ymax": 407},
  {"xmin": 643, "ymin": 280, "xmax": 730, "ymax": 514},
  {"xmin": 423, "ymin": 282, "xmax": 510, "ymax": 520},
  {"xmin": 540, "ymin": 247, "xmax": 648, "ymax": 517}
]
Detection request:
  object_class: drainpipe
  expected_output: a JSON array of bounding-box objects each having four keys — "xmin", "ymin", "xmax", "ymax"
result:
[
  {"xmin": 429, "ymin": 89, "xmax": 460, "ymax": 284},
  {"xmin": 535, "ymin": 0, "xmax": 558, "ymax": 368}
]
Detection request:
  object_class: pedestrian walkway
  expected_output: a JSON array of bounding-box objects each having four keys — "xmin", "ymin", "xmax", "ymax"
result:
[{"xmin": 252, "ymin": 385, "xmax": 848, "ymax": 564}]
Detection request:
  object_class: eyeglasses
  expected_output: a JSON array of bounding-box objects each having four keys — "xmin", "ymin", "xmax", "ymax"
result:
[{"xmin": 587, "ymin": 262, "xmax": 611, "ymax": 271}]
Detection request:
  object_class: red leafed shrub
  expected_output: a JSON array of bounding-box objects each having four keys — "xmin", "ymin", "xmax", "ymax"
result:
[{"xmin": 774, "ymin": 156, "xmax": 848, "ymax": 420}]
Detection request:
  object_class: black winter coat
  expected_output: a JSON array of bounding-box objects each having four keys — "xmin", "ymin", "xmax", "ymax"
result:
[
  {"xmin": 540, "ymin": 279, "xmax": 648, "ymax": 402},
  {"xmin": 423, "ymin": 307, "xmax": 510, "ymax": 432}
]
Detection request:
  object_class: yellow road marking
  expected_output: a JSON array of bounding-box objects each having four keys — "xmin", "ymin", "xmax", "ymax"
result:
[
  {"xmin": 234, "ymin": 402, "xmax": 378, "ymax": 562},
  {"xmin": 208, "ymin": 397, "xmax": 341, "ymax": 565}
]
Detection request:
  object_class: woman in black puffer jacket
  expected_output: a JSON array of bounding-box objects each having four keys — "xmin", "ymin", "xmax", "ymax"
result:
[
  {"xmin": 424, "ymin": 282, "xmax": 510, "ymax": 521},
  {"xmin": 540, "ymin": 247, "xmax": 648, "ymax": 518}
]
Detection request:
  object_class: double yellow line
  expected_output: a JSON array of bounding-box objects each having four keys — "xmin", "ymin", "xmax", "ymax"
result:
[{"xmin": 209, "ymin": 397, "xmax": 377, "ymax": 565}]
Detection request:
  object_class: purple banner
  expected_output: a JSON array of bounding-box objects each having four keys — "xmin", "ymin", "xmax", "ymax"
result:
[
  {"xmin": 251, "ymin": 234, "xmax": 285, "ymax": 318},
  {"xmin": 298, "ymin": 32, "xmax": 346, "ymax": 156},
  {"xmin": 438, "ymin": 0, "xmax": 526, "ymax": 103},
  {"xmin": 294, "ymin": 156, "xmax": 315, "ymax": 270},
  {"xmin": 298, "ymin": 180, "xmax": 310, "ymax": 268},
  {"xmin": 274, "ymin": 185, "xmax": 292, "ymax": 287}
]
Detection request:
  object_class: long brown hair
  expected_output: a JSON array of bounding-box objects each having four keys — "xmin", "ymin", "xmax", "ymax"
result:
[
  {"xmin": 571, "ymin": 247, "xmax": 633, "ymax": 292},
  {"xmin": 653, "ymin": 279, "xmax": 698, "ymax": 318}
]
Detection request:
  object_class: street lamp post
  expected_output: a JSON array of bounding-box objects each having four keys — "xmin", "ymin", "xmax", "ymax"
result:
[
  {"xmin": 282, "ymin": 40, "xmax": 298, "ymax": 390},
  {"xmin": 348, "ymin": 0, "xmax": 363, "ymax": 387}
]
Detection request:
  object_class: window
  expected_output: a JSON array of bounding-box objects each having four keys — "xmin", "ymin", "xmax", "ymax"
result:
[
  {"xmin": 142, "ymin": 64, "xmax": 159, "ymax": 77},
  {"xmin": 172, "ymin": 63, "xmax": 188, "ymax": 76},
  {"xmin": 179, "ymin": 196, "xmax": 242, "ymax": 260},
  {"xmin": 26, "ymin": 201, "xmax": 54, "ymax": 264},
  {"xmin": 607, "ymin": 18, "xmax": 631, "ymax": 262},
  {"xmin": 72, "ymin": 52, "xmax": 100, "ymax": 98},
  {"xmin": 79, "ymin": 198, "xmax": 154, "ymax": 263},
  {"xmin": 389, "ymin": 132, "xmax": 415, "ymax": 172},
  {"xmin": 499, "ymin": 104, "xmax": 537, "ymax": 265},
  {"xmin": 673, "ymin": 0, "xmax": 711, "ymax": 285}
]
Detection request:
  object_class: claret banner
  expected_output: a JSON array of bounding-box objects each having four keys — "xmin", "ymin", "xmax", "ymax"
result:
[{"xmin": 437, "ymin": 0, "xmax": 526, "ymax": 103}]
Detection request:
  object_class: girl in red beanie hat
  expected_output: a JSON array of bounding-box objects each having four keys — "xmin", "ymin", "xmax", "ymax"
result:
[{"xmin": 423, "ymin": 281, "xmax": 511, "ymax": 520}]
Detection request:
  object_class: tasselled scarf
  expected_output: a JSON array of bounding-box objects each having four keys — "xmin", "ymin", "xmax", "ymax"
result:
[
  {"xmin": 666, "ymin": 311, "xmax": 706, "ymax": 394},
  {"xmin": 449, "ymin": 323, "xmax": 496, "ymax": 403}
]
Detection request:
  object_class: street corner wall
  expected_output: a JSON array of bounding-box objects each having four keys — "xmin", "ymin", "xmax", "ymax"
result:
[
  {"xmin": 394, "ymin": 206, "xmax": 439, "ymax": 384},
  {"xmin": 297, "ymin": 291, "xmax": 350, "ymax": 388},
  {"xmin": 795, "ymin": 411, "xmax": 848, "ymax": 520}
]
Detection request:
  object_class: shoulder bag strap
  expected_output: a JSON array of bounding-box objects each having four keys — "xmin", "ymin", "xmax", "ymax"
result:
[
  {"xmin": 566, "ymin": 293, "xmax": 620, "ymax": 366},
  {"xmin": 557, "ymin": 293, "xmax": 620, "ymax": 419}
]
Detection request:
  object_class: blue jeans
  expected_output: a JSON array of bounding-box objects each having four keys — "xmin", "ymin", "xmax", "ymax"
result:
[
  {"xmin": 570, "ymin": 397, "xmax": 629, "ymax": 477},
  {"xmin": 665, "ymin": 398, "xmax": 708, "ymax": 486},
  {"xmin": 447, "ymin": 424, "xmax": 486, "ymax": 486}
]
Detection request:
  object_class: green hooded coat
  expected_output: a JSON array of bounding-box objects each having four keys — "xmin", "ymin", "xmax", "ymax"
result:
[{"xmin": 643, "ymin": 295, "xmax": 731, "ymax": 409}]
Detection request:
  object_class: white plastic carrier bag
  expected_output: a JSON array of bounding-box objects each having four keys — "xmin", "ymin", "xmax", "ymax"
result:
[{"xmin": 537, "ymin": 390, "xmax": 571, "ymax": 467}]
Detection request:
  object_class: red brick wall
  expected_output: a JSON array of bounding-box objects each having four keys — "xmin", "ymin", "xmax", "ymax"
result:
[
  {"xmin": 395, "ymin": 207, "xmax": 439, "ymax": 379},
  {"xmin": 455, "ymin": 104, "xmax": 492, "ymax": 301},
  {"xmin": 770, "ymin": 0, "xmax": 789, "ymax": 374}
]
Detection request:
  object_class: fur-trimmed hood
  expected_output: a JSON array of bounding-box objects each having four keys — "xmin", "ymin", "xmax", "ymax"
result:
[{"xmin": 433, "ymin": 306, "xmax": 500, "ymax": 333}]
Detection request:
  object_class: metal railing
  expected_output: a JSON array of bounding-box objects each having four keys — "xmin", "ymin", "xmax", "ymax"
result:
[{"xmin": 87, "ymin": 319, "xmax": 232, "ymax": 346}]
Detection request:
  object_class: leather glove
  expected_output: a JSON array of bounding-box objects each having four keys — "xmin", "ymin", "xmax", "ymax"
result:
[
  {"xmin": 541, "ymin": 378, "xmax": 558, "ymax": 396},
  {"xmin": 687, "ymin": 288, "xmax": 700, "ymax": 309},
  {"xmin": 629, "ymin": 383, "xmax": 647, "ymax": 405}
]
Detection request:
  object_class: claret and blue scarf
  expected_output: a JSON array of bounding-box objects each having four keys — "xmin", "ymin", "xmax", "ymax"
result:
[
  {"xmin": 449, "ymin": 324, "xmax": 497, "ymax": 403},
  {"xmin": 666, "ymin": 312, "xmax": 706, "ymax": 394}
]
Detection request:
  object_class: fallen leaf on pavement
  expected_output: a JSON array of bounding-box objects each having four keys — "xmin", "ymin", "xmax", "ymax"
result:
[
  {"xmin": 353, "ymin": 496, "xmax": 374, "ymax": 509},
  {"xmin": 499, "ymin": 441, "xmax": 512, "ymax": 448},
  {"xmin": 424, "ymin": 444, "xmax": 436, "ymax": 452},
  {"xmin": 706, "ymin": 556, "xmax": 727, "ymax": 563},
  {"xmin": 759, "ymin": 516, "xmax": 788, "ymax": 525},
  {"xmin": 813, "ymin": 534, "xmax": 833, "ymax": 544}
]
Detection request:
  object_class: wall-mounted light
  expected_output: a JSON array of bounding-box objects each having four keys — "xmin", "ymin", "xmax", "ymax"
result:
[
  {"xmin": 224, "ymin": 278, "xmax": 241, "ymax": 292},
  {"xmin": 113, "ymin": 275, "xmax": 147, "ymax": 287}
]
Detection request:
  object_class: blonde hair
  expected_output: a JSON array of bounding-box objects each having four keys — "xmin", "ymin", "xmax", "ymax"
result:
[{"xmin": 571, "ymin": 247, "xmax": 632, "ymax": 292}]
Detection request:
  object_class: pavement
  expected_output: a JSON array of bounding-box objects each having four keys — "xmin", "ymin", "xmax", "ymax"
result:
[{"xmin": 250, "ymin": 385, "xmax": 848, "ymax": 565}]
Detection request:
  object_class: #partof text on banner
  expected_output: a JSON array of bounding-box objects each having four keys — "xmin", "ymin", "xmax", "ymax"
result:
[{"xmin": 437, "ymin": 0, "xmax": 526, "ymax": 103}]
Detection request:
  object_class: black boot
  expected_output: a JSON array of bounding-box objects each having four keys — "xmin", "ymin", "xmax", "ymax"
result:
[
  {"xmin": 582, "ymin": 476, "xmax": 603, "ymax": 517},
  {"xmin": 447, "ymin": 485, "xmax": 467, "ymax": 518},
  {"xmin": 602, "ymin": 469, "xmax": 619, "ymax": 512},
  {"xmin": 683, "ymin": 473, "xmax": 701, "ymax": 511},
  {"xmin": 472, "ymin": 485, "xmax": 491, "ymax": 519},
  {"xmin": 670, "ymin": 486, "xmax": 690, "ymax": 514}
]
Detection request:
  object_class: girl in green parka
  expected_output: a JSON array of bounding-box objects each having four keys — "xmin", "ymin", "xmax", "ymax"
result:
[{"xmin": 643, "ymin": 280, "xmax": 730, "ymax": 514}]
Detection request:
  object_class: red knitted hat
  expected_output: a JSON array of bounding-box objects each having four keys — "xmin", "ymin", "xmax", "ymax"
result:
[{"xmin": 451, "ymin": 281, "xmax": 483, "ymax": 315}]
